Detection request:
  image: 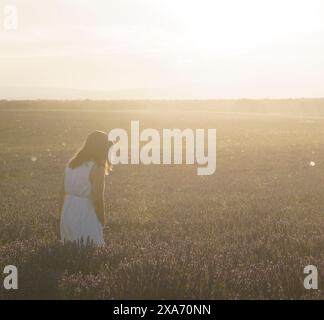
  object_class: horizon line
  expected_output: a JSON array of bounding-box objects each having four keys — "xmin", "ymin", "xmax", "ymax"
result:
[{"xmin": 1, "ymin": 97, "xmax": 324, "ymax": 102}]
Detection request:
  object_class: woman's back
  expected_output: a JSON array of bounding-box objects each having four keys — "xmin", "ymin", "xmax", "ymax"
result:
[
  {"xmin": 64, "ymin": 161, "xmax": 94, "ymax": 198},
  {"xmin": 58, "ymin": 130, "xmax": 110, "ymax": 246},
  {"xmin": 61, "ymin": 160, "xmax": 105, "ymax": 245}
]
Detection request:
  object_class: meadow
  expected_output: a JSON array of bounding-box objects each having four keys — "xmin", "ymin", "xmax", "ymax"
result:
[{"xmin": 0, "ymin": 99, "xmax": 323, "ymax": 299}]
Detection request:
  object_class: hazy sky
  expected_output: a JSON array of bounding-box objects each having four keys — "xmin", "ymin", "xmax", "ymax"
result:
[{"xmin": 0, "ymin": 0, "xmax": 324, "ymax": 99}]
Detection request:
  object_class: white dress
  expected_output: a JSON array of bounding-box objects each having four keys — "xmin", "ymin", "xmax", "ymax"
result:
[{"xmin": 60, "ymin": 161, "xmax": 105, "ymax": 246}]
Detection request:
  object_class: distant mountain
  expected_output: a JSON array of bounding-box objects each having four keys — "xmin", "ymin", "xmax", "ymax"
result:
[
  {"xmin": 1, "ymin": 86, "xmax": 323, "ymax": 100},
  {"xmin": 0, "ymin": 86, "xmax": 207, "ymax": 100},
  {"xmin": 0, "ymin": 86, "xmax": 120, "ymax": 100}
]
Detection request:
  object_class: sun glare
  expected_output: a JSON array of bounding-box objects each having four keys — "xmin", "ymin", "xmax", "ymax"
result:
[
  {"xmin": 160, "ymin": 0, "xmax": 323, "ymax": 55},
  {"xmin": 1, "ymin": 0, "xmax": 323, "ymax": 98}
]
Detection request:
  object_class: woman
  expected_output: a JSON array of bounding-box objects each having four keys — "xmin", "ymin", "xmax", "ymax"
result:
[{"xmin": 57, "ymin": 131, "xmax": 112, "ymax": 245}]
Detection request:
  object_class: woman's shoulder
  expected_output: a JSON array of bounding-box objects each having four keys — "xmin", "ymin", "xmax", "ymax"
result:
[
  {"xmin": 65, "ymin": 161, "xmax": 95, "ymax": 172},
  {"xmin": 90, "ymin": 162, "xmax": 105, "ymax": 173},
  {"xmin": 85, "ymin": 160, "xmax": 95, "ymax": 167}
]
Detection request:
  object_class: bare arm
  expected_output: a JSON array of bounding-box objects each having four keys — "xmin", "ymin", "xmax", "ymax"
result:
[
  {"xmin": 57, "ymin": 176, "xmax": 65, "ymax": 220},
  {"xmin": 52, "ymin": 175, "xmax": 65, "ymax": 239},
  {"xmin": 90, "ymin": 165, "xmax": 105, "ymax": 226}
]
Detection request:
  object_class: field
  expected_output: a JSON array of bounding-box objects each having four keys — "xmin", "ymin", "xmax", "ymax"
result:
[{"xmin": 0, "ymin": 100, "xmax": 323, "ymax": 299}]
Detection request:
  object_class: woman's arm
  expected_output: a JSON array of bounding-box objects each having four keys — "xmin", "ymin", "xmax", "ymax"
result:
[
  {"xmin": 90, "ymin": 165, "xmax": 106, "ymax": 226},
  {"xmin": 57, "ymin": 177, "xmax": 65, "ymax": 220},
  {"xmin": 53, "ymin": 176, "xmax": 65, "ymax": 239}
]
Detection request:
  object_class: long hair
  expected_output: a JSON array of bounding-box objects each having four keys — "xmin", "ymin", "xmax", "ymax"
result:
[{"xmin": 68, "ymin": 130, "xmax": 112, "ymax": 175}]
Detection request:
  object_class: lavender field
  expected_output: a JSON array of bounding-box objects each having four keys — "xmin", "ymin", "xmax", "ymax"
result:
[{"xmin": 0, "ymin": 100, "xmax": 323, "ymax": 299}]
